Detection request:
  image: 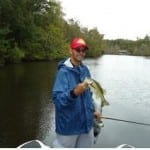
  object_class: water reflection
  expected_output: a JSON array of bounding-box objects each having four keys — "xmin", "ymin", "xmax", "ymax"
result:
[{"xmin": 0, "ymin": 62, "xmax": 57, "ymax": 147}]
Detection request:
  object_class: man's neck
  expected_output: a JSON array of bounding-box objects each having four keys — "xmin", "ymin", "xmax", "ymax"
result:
[{"xmin": 70, "ymin": 58, "xmax": 81, "ymax": 67}]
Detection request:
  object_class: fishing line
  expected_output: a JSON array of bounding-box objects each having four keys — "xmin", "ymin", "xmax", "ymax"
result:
[{"xmin": 101, "ymin": 116, "xmax": 150, "ymax": 126}]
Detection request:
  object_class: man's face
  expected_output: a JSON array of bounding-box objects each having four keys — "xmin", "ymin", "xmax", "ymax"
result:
[{"xmin": 71, "ymin": 47, "xmax": 87, "ymax": 63}]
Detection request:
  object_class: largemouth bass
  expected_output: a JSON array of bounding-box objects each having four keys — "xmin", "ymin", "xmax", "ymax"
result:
[
  {"xmin": 84, "ymin": 77, "xmax": 109, "ymax": 141},
  {"xmin": 84, "ymin": 77, "xmax": 109, "ymax": 108}
]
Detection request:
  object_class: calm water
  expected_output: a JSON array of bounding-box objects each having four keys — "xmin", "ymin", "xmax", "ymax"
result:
[{"xmin": 0, "ymin": 55, "xmax": 150, "ymax": 148}]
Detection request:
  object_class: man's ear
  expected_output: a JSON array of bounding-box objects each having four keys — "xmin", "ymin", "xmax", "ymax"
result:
[{"xmin": 69, "ymin": 48, "xmax": 72, "ymax": 54}]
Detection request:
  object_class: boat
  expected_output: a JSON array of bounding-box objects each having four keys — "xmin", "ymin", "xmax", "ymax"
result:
[
  {"xmin": 17, "ymin": 139, "xmax": 135, "ymax": 148},
  {"xmin": 116, "ymin": 144, "xmax": 135, "ymax": 148},
  {"xmin": 17, "ymin": 140, "xmax": 50, "ymax": 149}
]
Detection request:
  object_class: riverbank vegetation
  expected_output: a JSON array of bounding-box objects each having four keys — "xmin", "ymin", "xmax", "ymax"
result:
[
  {"xmin": 0, "ymin": 0, "xmax": 150, "ymax": 65},
  {"xmin": 104, "ymin": 35, "xmax": 150, "ymax": 56}
]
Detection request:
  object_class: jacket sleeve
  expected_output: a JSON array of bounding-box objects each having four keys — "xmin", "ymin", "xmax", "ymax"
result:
[{"xmin": 52, "ymin": 69, "xmax": 77, "ymax": 110}]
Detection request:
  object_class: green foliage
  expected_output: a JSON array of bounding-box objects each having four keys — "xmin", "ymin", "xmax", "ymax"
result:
[
  {"xmin": 63, "ymin": 19, "xmax": 83, "ymax": 42},
  {"xmin": 6, "ymin": 44, "xmax": 25, "ymax": 63},
  {"xmin": 132, "ymin": 36, "xmax": 150, "ymax": 56},
  {"xmin": 104, "ymin": 36, "xmax": 150, "ymax": 56},
  {"xmin": 0, "ymin": 27, "xmax": 11, "ymax": 65},
  {"xmin": 0, "ymin": 0, "xmax": 116, "ymax": 65},
  {"xmin": 47, "ymin": 24, "xmax": 69, "ymax": 59},
  {"xmin": 84, "ymin": 28, "xmax": 104, "ymax": 57}
]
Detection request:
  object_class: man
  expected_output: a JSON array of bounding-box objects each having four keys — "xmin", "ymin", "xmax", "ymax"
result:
[{"xmin": 52, "ymin": 38, "xmax": 100, "ymax": 148}]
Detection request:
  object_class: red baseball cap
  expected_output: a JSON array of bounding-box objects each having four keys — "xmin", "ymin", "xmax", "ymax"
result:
[{"xmin": 70, "ymin": 38, "xmax": 88, "ymax": 50}]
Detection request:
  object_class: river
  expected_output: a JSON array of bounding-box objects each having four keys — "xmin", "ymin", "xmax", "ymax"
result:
[{"xmin": 0, "ymin": 55, "xmax": 150, "ymax": 148}]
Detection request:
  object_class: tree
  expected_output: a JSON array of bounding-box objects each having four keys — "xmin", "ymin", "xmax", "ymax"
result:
[{"xmin": 85, "ymin": 28, "xmax": 104, "ymax": 57}]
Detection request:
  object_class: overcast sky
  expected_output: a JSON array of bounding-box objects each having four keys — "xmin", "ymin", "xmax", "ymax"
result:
[{"xmin": 60, "ymin": 0, "xmax": 150, "ymax": 40}]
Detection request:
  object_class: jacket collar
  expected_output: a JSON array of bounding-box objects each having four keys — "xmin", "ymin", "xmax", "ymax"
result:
[{"xmin": 64, "ymin": 58, "xmax": 74, "ymax": 68}]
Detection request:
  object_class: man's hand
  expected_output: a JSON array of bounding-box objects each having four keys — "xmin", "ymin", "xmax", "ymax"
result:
[
  {"xmin": 73, "ymin": 82, "xmax": 88, "ymax": 96},
  {"xmin": 94, "ymin": 111, "xmax": 101, "ymax": 121}
]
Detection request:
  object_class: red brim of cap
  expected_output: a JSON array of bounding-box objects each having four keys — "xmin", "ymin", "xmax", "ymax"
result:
[{"xmin": 71, "ymin": 45, "xmax": 88, "ymax": 50}]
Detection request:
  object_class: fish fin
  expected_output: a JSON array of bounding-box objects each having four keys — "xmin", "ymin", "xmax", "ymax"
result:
[
  {"xmin": 102, "ymin": 100, "xmax": 109, "ymax": 107},
  {"xmin": 103, "ymin": 89, "xmax": 106, "ymax": 94}
]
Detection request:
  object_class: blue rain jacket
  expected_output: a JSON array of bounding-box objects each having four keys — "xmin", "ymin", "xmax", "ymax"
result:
[{"xmin": 52, "ymin": 58, "xmax": 94, "ymax": 135}]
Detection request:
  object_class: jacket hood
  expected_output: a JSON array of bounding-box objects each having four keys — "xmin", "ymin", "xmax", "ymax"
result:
[
  {"xmin": 58, "ymin": 58, "xmax": 73, "ymax": 70},
  {"xmin": 57, "ymin": 58, "xmax": 88, "ymax": 78}
]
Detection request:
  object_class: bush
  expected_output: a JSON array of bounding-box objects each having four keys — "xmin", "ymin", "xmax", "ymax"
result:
[{"xmin": 7, "ymin": 45, "xmax": 25, "ymax": 63}]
